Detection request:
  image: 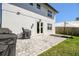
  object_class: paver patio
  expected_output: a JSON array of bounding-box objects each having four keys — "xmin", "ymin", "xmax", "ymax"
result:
[{"xmin": 16, "ymin": 35, "xmax": 66, "ymax": 56}]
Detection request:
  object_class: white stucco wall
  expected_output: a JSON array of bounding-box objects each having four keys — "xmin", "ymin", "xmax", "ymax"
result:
[
  {"xmin": 11, "ymin": 3, "xmax": 56, "ymax": 19},
  {"xmin": 2, "ymin": 3, "xmax": 55, "ymax": 37}
]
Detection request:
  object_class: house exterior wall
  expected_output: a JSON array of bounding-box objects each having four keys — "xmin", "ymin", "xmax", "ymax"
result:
[
  {"xmin": 2, "ymin": 3, "xmax": 55, "ymax": 37},
  {"xmin": 11, "ymin": 3, "xmax": 56, "ymax": 19}
]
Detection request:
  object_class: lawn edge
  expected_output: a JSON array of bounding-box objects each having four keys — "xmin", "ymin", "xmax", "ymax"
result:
[{"xmin": 37, "ymin": 38, "xmax": 66, "ymax": 56}]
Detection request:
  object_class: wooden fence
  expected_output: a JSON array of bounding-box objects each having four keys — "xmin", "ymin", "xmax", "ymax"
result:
[{"xmin": 56, "ymin": 27, "xmax": 79, "ymax": 36}]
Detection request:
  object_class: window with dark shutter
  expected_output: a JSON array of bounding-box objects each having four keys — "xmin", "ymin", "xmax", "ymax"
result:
[
  {"xmin": 47, "ymin": 23, "xmax": 52, "ymax": 30},
  {"xmin": 37, "ymin": 4, "xmax": 41, "ymax": 9},
  {"xmin": 29, "ymin": 3, "xmax": 33, "ymax": 6},
  {"xmin": 41, "ymin": 22, "xmax": 43, "ymax": 33},
  {"xmin": 48, "ymin": 10, "xmax": 52, "ymax": 18},
  {"xmin": 37, "ymin": 22, "xmax": 39, "ymax": 33}
]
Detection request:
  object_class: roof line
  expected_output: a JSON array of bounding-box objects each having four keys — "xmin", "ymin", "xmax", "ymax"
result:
[{"xmin": 45, "ymin": 3, "xmax": 58, "ymax": 13}]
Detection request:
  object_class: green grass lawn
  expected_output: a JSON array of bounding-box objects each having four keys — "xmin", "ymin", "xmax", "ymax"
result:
[{"xmin": 38, "ymin": 36, "xmax": 79, "ymax": 56}]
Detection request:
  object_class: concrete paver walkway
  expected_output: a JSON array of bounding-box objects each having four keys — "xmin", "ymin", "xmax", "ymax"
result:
[{"xmin": 16, "ymin": 35, "xmax": 66, "ymax": 56}]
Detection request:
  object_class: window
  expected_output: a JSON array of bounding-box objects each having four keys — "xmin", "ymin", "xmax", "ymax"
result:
[
  {"xmin": 47, "ymin": 23, "xmax": 52, "ymax": 30},
  {"xmin": 37, "ymin": 4, "xmax": 41, "ymax": 9},
  {"xmin": 29, "ymin": 3, "xmax": 33, "ymax": 6},
  {"xmin": 37, "ymin": 22, "xmax": 39, "ymax": 33},
  {"xmin": 37, "ymin": 22, "xmax": 43, "ymax": 33},
  {"xmin": 41, "ymin": 22, "xmax": 43, "ymax": 33},
  {"xmin": 48, "ymin": 10, "xmax": 52, "ymax": 18}
]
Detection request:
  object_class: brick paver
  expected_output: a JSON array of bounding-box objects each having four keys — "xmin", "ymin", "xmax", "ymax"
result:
[{"xmin": 16, "ymin": 35, "xmax": 66, "ymax": 56}]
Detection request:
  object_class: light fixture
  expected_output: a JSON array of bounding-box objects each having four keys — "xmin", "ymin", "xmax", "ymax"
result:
[
  {"xmin": 16, "ymin": 12, "xmax": 20, "ymax": 15},
  {"xmin": 39, "ymin": 19, "xmax": 41, "ymax": 22}
]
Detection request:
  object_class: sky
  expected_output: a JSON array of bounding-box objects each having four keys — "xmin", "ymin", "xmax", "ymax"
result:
[{"xmin": 50, "ymin": 3, "xmax": 79, "ymax": 23}]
